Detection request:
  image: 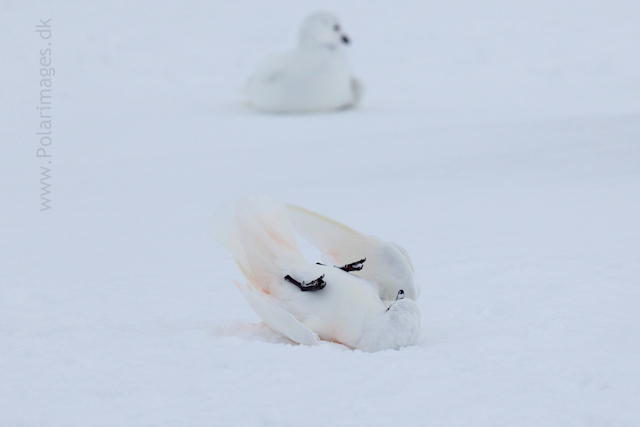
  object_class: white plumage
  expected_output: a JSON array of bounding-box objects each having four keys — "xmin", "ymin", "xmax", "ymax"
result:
[
  {"xmin": 245, "ymin": 11, "xmax": 362, "ymax": 113},
  {"xmin": 211, "ymin": 196, "xmax": 420, "ymax": 351},
  {"xmin": 286, "ymin": 204, "xmax": 420, "ymax": 305}
]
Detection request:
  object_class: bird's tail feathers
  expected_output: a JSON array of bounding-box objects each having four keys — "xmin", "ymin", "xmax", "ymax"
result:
[{"xmin": 233, "ymin": 280, "xmax": 318, "ymax": 346}]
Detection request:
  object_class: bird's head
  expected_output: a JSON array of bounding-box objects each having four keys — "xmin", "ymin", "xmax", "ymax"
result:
[
  {"xmin": 357, "ymin": 291, "xmax": 422, "ymax": 352},
  {"xmin": 298, "ymin": 11, "xmax": 351, "ymax": 49}
]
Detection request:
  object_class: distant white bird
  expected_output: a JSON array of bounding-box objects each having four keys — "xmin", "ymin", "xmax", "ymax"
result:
[
  {"xmin": 286, "ymin": 204, "xmax": 420, "ymax": 305},
  {"xmin": 245, "ymin": 11, "xmax": 362, "ymax": 113},
  {"xmin": 211, "ymin": 196, "xmax": 420, "ymax": 351}
]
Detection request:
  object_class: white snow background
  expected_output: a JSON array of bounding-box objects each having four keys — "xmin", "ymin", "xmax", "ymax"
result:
[{"xmin": 1, "ymin": 1, "xmax": 640, "ymax": 426}]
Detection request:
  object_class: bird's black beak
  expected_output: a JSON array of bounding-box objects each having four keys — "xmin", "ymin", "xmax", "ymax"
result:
[
  {"xmin": 387, "ymin": 289, "xmax": 406, "ymax": 311},
  {"xmin": 341, "ymin": 34, "xmax": 350, "ymax": 45}
]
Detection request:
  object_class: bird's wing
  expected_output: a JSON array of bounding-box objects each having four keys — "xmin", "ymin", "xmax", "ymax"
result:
[
  {"xmin": 286, "ymin": 204, "xmax": 419, "ymax": 302},
  {"xmin": 389, "ymin": 241, "xmax": 414, "ymax": 273},
  {"xmin": 350, "ymin": 77, "xmax": 364, "ymax": 106},
  {"xmin": 234, "ymin": 280, "xmax": 319, "ymax": 346},
  {"xmin": 286, "ymin": 204, "xmax": 368, "ymax": 267}
]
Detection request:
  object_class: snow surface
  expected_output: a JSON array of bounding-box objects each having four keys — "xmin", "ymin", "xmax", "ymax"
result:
[{"xmin": 2, "ymin": 1, "xmax": 640, "ymax": 426}]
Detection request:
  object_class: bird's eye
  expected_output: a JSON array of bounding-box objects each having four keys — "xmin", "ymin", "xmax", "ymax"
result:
[{"xmin": 333, "ymin": 24, "xmax": 340, "ymax": 32}]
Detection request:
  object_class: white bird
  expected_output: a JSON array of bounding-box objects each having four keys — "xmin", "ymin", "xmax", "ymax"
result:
[
  {"xmin": 245, "ymin": 11, "xmax": 362, "ymax": 113},
  {"xmin": 211, "ymin": 195, "xmax": 420, "ymax": 351},
  {"xmin": 286, "ymin": 204, "xmax": 420, "ymax": 305}
]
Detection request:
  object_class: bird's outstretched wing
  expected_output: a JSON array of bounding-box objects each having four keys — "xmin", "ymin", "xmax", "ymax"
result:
[{"xmin": 286, "ymin": 204, "xmax": 418, "ymax": 302}]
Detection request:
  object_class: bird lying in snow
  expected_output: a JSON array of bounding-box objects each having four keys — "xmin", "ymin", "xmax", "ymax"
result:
[
  {"xmin": 211, "ymin": 195, "xmax": 420, "ymax": 351},
  {"xmin": 245, "ymin": 11, "xmax": 363, "ymax": 113}
]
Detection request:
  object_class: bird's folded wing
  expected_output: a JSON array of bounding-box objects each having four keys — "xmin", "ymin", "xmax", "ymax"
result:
[{"xmin": 234, "ymin": 280, "xmax": 319, "ymax": 346}]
